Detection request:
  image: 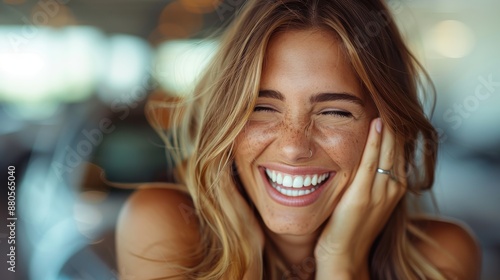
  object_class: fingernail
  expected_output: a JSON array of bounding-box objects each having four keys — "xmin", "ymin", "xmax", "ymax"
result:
[{"xmin": 375, "ymin": 118, "xmax": 382, "ymax": 133}]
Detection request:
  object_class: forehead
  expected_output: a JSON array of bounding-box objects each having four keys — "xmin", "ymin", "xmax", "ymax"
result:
[{"xmin": 260, "ymin": 29, "xmax": 363, "ymax": 99}]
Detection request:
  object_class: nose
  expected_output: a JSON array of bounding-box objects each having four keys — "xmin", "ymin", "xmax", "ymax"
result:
[{"xmin": 277, "ymin": 119, "xmax": 312, "ymax": 161}]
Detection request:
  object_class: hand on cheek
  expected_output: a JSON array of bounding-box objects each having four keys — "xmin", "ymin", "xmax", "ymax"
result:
[{"xmin": 314, "ymin": 118, "xmax": 407, "ymax": 277}]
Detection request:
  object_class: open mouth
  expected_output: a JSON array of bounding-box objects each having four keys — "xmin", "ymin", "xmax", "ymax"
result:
[{"xmin": 264, "ymin": 168, "xmax": 331, "ymax": 197}]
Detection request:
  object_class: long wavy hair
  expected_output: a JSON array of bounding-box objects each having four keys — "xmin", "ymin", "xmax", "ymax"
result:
[{"xmin": 148, "ymin": 0, "xmax": 447, "ymax": 278}]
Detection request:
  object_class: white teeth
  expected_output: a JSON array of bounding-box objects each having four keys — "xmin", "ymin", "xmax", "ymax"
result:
[
  {"xmin": 277, "ymin": 173, "xmax": 283, "ymax": 184},
  {"xmin": 271, "ymin": 180, "xmax": 319, "ymax": 197},
  {"xmin": 303, "ymin": 176, "xmax": 311, "ymax": 187},
  {"xmin": 282, "ymin": 175, "xmax": 293, "ymax": 187},
  {"xmin": 264, "ymin": 168, "xmax": 330, "ymax": 189},
  {"xmin": 311, "ymin": 174, "xmax": 318, "ymax": 185},
  {"xmin": 266, "ymin": 169, "xmax": 272, "ymax": 179},
  {"xmin": 292, "ymin": 176, "xmax": 303, "ymax": 188}
]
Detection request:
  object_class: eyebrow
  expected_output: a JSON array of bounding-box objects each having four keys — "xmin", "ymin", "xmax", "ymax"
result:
[
  {"xmin": 258, "ymin": 89, "xmax": 284, "ymax": 101},
  {"xmin": 258, "ymin": 90, "xmax": 364, "ymax": 106},
  {"xmin": 310, "ymin": 92, "xmax": 364, "ymax": 105}
]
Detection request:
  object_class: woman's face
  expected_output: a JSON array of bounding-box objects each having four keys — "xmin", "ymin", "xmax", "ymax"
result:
[{"xmin": 234, "ymin": 29, "xmax": 378, "ymax": 236}]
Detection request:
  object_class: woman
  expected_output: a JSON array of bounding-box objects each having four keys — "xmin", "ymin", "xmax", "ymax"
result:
[{"xmin": 116, "ymin": 0, "xmax": 481, "ymax": 279}]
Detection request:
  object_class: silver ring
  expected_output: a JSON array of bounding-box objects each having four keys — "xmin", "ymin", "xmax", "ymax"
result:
[
  {"xmin": 376, "ymin": 168, "xmax": 392, "ymax": 175},
  {"xmin": 376, "ymin": 168, "xmax": 397, "ymax": 181},
  {"xmin": 308, "ymin": 149, "xmax": 313, "ymax": 158}
]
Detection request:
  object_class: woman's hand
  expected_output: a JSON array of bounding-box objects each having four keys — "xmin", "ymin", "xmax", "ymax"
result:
[{"xmin": 314, "ymin": 118, "xmax": 407, "ymax": 279}]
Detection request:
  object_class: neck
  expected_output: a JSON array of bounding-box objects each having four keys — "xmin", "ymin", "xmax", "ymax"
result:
[{"xmin": 265, "ymin": 226, "xmax": 324, "ymax": 279}]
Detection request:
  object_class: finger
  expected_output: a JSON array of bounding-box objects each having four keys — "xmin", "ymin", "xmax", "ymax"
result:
[
  {"xmin": 377, "ymin": 122, "xmax": 396, "ymax": 170},
  {"xmin": 348, "ymin": 118, "xmax": 383, "ymax": 194},
  {"xmin": 373, "ymin": 121, "xmax": 396, "ymax": 192}
]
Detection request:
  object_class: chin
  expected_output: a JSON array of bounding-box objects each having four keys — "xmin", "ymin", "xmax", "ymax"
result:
[
  {"xmin": 266, "ymin": 221, "xmax": 320, "ymax": 236},
  {"xmin": 256, "ymin": 196, "xmax": 333, "ymax": 236}
]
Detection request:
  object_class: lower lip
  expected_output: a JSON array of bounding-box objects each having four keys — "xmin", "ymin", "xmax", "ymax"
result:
[{"xmin": 260, "ymin": 168, "xmax": 335, "ymax": 207}]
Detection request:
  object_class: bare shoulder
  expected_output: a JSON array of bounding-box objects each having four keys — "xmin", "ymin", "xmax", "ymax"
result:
[
  {"xmin": 411, "ymin": 216, "xmax": 482, "ymax": 279},
  {"xmin": 116, "ymin": 184, "xmax": 200, "ymax": 279}
]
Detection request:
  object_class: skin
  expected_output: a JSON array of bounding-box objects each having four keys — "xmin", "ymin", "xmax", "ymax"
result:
[
  {"xmin": 235, "ymin": 28, "xmax": 376, "ymax": 231},
  {"xmin": 234, "ymin": 29, "xmax": 379, "ymax": 269},
  {"xmin": 115, "ymin": 28, "xmax": 481, "ymax": 280}
]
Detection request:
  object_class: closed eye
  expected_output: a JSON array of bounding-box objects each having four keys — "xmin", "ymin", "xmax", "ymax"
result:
[
  {"xmin": 253, "ymin": 105, "xmax": 278, "ymax": 113},
  {"xmin": 320, "ymin": 110, "xmax": 353, "ymax": 118}
]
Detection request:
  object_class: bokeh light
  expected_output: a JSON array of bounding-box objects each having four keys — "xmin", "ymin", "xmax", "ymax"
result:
[
  {"xmin": 0, "ymin": 26, "xmax": 105, "ymax": 104},
  {"xmin": 149, "ymin": 1, "xmax": 203, "ymax": 44},
  {"xmin": 430, "ymin": 20, "xmax": 475, "ymax": 58},
  {"xmin": 155, "ymin": 39, "xmax": 217, "ymax": 95},
  {"xmin": 97, "ymin": 34, "xmax": 153, "ymax": 105}
]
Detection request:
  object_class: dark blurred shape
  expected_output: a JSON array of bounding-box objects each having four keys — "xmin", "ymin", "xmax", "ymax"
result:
[{"xmin": 29, "ymin": 1, "xmax": 76, "ymax": 27}]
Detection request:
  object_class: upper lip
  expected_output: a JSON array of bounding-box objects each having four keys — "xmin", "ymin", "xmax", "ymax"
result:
[{"xmin": 260, "ymin": 163, "xmax": 334, "ymax": 175}]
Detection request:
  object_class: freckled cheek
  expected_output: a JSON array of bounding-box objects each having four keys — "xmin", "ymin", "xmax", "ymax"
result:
[
  {"xmin": 234, "ymin": 124, "xmax": 278, "ymax": 203},
  {"xmin": 317, "ymin": 129, "xmax": 367, "ymax": 170},
  {"xmin": 234, "ymin": 123, "xmax": 277, "ymax": 163}
]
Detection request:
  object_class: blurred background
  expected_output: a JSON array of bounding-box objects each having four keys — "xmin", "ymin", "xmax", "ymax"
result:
[{"xmin": 0, "ymin": 0, "xmax": 498, "ymax": 279}]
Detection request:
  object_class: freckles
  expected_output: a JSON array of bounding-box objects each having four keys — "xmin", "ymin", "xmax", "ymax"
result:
[
  {"xmin": 318, "ymin": 128, "xmax": 364, "ymax": 167},
  {"xmin": 236, "ymin": 123, "xmax": 276, "ymax": 156},
  {"xmin": 319, "ymin": 129, "xmax": 356, "ymax": 151}
]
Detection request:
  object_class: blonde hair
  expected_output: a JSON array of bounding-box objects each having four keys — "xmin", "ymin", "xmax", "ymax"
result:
[{"xmin": 149, "ymin": 0, "xmax": 448, "ymax": 278}]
